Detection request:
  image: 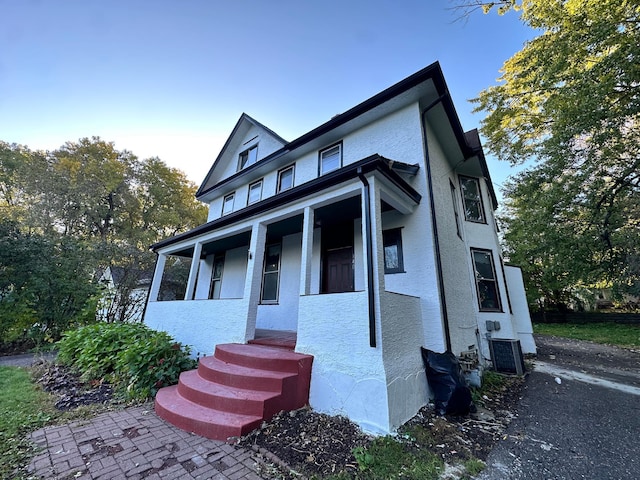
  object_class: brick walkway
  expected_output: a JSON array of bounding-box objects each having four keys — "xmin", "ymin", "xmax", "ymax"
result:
[{"xmin": 28, "ymin": 405, "xmax": 266, "ymax": 479}]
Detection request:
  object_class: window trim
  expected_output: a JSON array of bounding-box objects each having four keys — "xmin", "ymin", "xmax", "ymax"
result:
[
  {"xmin": 318, "ymin": 142, "xmax": 343, "ymax": 176},
  {"xmin": 382, "ymin": 228, "xmax": 405, "ymax": 274},
  {"xmin": 277, "ymin": 164, "xmax": 295, "ymax": 193},
  {"xmin": 238, "ymin": 144, "xmax": 258, "ymax": 171},
  {"xmin": 222, "ymin": 192, "xmax": 235, "ymax": 216},
  {"xmin": 247, "ymin": 179, "xmax": 263, "ymax": 205},
  {"xmin": 450, "ymin": 180, "xmax": 463, "ymax": 239},
  {"xmin": 471, "ymin": 247, "xmax": 503, "ymax": 312},
  {"xmin": 208, "ymin": 253, "xmax": 225, "ymax": 299},
  {"xmin": 260, "ymin": 243, "xmax": 281, "ymax": 304},
  {"xmin": 459, "ymin": 175, "xmax": 486, "ymax": 224}
]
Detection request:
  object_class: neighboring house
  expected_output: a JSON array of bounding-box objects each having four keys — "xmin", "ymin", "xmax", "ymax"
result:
[
  {"xmin": 144, "ymin": 62, "xmax": 536, "ymax": 435},
  {"xmin": 98, "ymin": 266, "xmax": 152, "ymax": 323}
]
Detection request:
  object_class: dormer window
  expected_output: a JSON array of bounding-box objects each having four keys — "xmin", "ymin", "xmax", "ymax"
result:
[
  {"xmin": 319, "ymin": 143, "xmax": 342, "ymax": 175},
  {"xmin": 238, "ymin": 145, "xmax": 258, "ymax": 170}
]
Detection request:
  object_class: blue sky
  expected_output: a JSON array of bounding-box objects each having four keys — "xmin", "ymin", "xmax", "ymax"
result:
[{"xmin": 1, "ymin": 0, "xmax": 533, "ymax": 199}]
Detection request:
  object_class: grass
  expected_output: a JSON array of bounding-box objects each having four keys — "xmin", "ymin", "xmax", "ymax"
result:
[
  {"xmin": 533, "ymin": 322, "xmax": 640, "ymax": 348},
  {"xmin": 0, "ymin": 365, "xmax": 112, "ymax": 479},
  {"xmin": 0, "ymin": 366, "xmax": 57, "ymax": 479}
]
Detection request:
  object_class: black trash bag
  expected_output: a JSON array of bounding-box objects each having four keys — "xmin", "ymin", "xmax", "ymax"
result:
[{"xmin": 421, "ymin": 347, "xmax": 474, "ymax": 416}]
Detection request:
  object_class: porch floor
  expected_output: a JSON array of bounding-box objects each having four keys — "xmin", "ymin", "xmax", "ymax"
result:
[{"xmin": 249, "ymin": 329, "xmax": 297, "ymax": 350}]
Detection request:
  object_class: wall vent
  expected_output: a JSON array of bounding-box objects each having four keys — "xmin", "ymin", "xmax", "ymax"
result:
[{"xmin": 489, "ymin": 339, "xmax": 525, "ymax": 375}]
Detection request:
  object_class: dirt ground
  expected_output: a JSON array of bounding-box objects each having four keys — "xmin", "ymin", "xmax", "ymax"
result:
[{"xmin": 239, "ymin": 374, "xmax": 526, "ymax": 479}]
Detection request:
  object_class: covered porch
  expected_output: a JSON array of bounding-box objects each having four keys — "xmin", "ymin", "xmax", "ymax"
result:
[{"xmin": 144, "ymin": 156, "xmax": 432, "ymax": 433}]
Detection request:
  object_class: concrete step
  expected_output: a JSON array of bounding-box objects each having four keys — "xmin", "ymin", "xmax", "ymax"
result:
[
  {"xmin": 155, "ymin": 386, "xmax": 262, "ymax": 440},
  {"xmin": 177, "ymin": 369, "xmax": 281, "ymax": 417},
  {"xmin": 155, "ymin": 342, "xmax": 313, "ymax": 441},
  {"xmin": 214, "ymin": 343, "xmax": 312, "ymax": 373}
]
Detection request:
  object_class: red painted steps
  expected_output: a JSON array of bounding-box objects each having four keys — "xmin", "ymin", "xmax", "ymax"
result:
[{"xmin": 155, "ymin": 343, "xmax": 313, "ymax": 441}]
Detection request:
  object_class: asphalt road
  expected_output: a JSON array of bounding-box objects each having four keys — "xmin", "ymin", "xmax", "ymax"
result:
[{"xmin": 477, "ymin": 334, "xmax": 640, "ymax": 480}]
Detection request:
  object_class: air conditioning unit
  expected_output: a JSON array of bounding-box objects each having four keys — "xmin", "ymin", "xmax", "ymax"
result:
[{"xmin": 489, "ymin": 339, "xmax": 525, "ymax": 375}]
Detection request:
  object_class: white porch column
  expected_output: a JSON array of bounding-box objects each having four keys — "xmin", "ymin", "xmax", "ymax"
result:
[
  {"xmin": 184, "ymin": 242, "xmax": 203, "ymax": 300},
  {"xmin": 299, "ymin": 206, "xmax": 315, "ymax": 296},
  {"xmin": 148, "ymin": 253, "xmax": 167, "ymax": 302},
  {"xmin": 243, "ymin": 222, "xmax": 268, "ymax": 340}
]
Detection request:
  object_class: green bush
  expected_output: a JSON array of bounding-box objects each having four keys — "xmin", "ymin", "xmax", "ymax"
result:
[{"xmin": 57, "ymin": 323, "xmax": 196, "ymax": 400}]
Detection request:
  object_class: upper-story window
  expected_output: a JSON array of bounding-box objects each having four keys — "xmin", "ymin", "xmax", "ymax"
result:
[
  {"xmin": 238, "ymin": 145, "xmax": 258, "ymax": 170},
  {"xmin": 459, "ymin": 175, "xmax": 486, "ymax": 223},
  {"xmin": 277, "ymin": 165, "xmax": 295, "ymax": 192},
  {"xmin": 319, "ymin": 143, "xmax": 342, "ymax": 175},
  {"xmin": 222, "ymin": 192, "xmax": 235, "ymax": 215},
  {"xmin": 248, "ymin": 180, "xmax": 263, "ymax": 204}
]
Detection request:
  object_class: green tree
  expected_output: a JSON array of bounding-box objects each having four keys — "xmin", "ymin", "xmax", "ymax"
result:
[
  {"xmin": 466, "ymin": 0, "xmax": 640, "ymax": 306},
  {"xmin": 0, "ymin": 137, "xmax": 208, "ymax": 343}
]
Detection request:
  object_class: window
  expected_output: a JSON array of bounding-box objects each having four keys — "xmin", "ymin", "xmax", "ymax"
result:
[
  {"xmin": 222, "ymin": 192, "xmax": 235, "ymax": 215},
  {"xmin": 238, "ymin": 145, "xmax": 258, "ymax": 170},
  {"xmin": 459, "ymin": 176, "xmax": 486, "ymax": 223},
  {"xmin": 383, "ymin": 228, "xmax": 404, "ymax": 274},
  {"xmin": 319, "ymin": 143, "xmax": 342, "ymax": 175},
  {"xmin": 209, "ymin": 254, "xmax": 225, "ymax": 299},
  {"xmin": 450, "ymin": 180, "xmax": 462, "ymax": 239},
  {"xmin": 471, "ymin": 248, "xmax": 502, "ymax": 311},
  {"xmin": 248, "ymin": 180, "xmax": 263, "ymax": 204},
  {"xmin": 261, "ymin": 243, "xmax": 281, "ymax": 303},
  {"xmin": 277, "ymin": 165, "xmax": 295, "ymax": 192}
]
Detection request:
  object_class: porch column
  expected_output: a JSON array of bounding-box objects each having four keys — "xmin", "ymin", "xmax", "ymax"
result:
[
  {"xmin": 244, "ymin": 222, "xmax": 268, "ymax": 340},
  {"xmin": 184, "ymin": 242, "xmax": 203, "ymax": 300},
  {"xmin": 148, "ymin": 253, "xmax": 167, "ymax": 302},
  {"xmin": 299, "ymin": 206, "xmax": 315, "ymax": 296}
]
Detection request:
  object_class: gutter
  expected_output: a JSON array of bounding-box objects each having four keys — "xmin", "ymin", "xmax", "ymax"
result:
[{"xmin": 357, "ymin": 167, "xmax": 377, "ymax": 348}]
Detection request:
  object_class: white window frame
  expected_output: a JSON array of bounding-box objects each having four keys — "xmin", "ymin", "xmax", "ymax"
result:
[
  {"xmin": 248, "ymin": 180, "xmax": 263, "ymax": 205},
  {"xmin": 260, "ymin": 243, "xmax": 281, "ymax": 304},
  {"xmin": 471, "ymin": 248, "xmax": 502, "ymax": 312},
  {"xmin": 222, "ymin": 192, "xmax": 235, "ymax": 215},
  {"xmin": 277, "ymin": 164, "xmax": 295, "ymax": 193},
  {"xmin": 319, "ymin": 143, "xmax": 342, "ymax": 175},
  {"xmin": 238, "ymin": 144, "xmax": 258, "ymax": 171},
  {"xmin": 459, "ymin": 175, "xmax": 486, "ymax": 223}
]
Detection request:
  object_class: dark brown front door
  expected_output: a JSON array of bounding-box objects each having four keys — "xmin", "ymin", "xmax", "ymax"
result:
[{"xmin": 323, "ymin": 246, "xmax": 354, "ymax": 293}]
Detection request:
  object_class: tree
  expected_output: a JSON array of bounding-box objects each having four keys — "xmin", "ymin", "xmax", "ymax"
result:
[
  {"xmin": 465, "ymin": 0, "xmax": 640, "ymax": 307},
  {"xmin": 0, "ymin": 137, "xmax": 208, "ymax": 344}
]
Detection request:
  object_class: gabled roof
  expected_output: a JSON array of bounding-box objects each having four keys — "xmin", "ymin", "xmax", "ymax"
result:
[
  {"xmin": 196, "ymin": 113, "xmax": 288, "ymax": 197},
  {"xmin": 195, "ymin": 61, "xmax": 496, "ymax": 206}
]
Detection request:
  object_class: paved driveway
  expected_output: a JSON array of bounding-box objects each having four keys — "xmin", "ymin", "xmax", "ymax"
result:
[{"xmin": 477, "ymin": 334, "xmax": 640, "ymax": 480}]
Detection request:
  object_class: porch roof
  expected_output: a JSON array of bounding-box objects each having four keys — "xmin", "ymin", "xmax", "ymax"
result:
[{"xmin": 151, "ymin": 154, "xmax": 421, "ymax": 252}]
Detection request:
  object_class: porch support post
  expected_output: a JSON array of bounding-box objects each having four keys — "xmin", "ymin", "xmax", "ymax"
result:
[
  {"xmin": 244, "ymin": 222, "xmax": 268, "ymax": 340},
  {"xmin": 184, "ymin": 242, "xmax": 203, "ymax": 300},
  {"xmin": 148, "ymin": 253, "xmax": 167, "ymax": 302},
  {"xmin": 300, "ymin": 206, "xmax": 315, "ymax": 296}
]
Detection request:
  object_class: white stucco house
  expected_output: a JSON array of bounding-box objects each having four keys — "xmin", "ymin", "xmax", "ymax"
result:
[{"xmin": 144, "ymin": 62, "xmax": 535, "ymax": 436}]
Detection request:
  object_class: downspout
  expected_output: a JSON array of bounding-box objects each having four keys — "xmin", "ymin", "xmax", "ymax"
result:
[
  {"xmin": 357, "ymin": 167, "xmax": 377, "ymax": 348},
  {"xmin": 422, "ymin": 95, "xmax": 453, "ymax": 352}
]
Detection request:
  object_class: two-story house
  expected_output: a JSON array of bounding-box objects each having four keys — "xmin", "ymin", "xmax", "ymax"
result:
[{"xmin": 144, "ymin": 62, "xmax": 535, "ymax": 439}]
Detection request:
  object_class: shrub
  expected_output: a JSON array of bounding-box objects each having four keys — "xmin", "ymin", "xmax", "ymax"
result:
[{"xmin": 57, "ymin": 323, "xmax": 196, "ymax": 400}]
